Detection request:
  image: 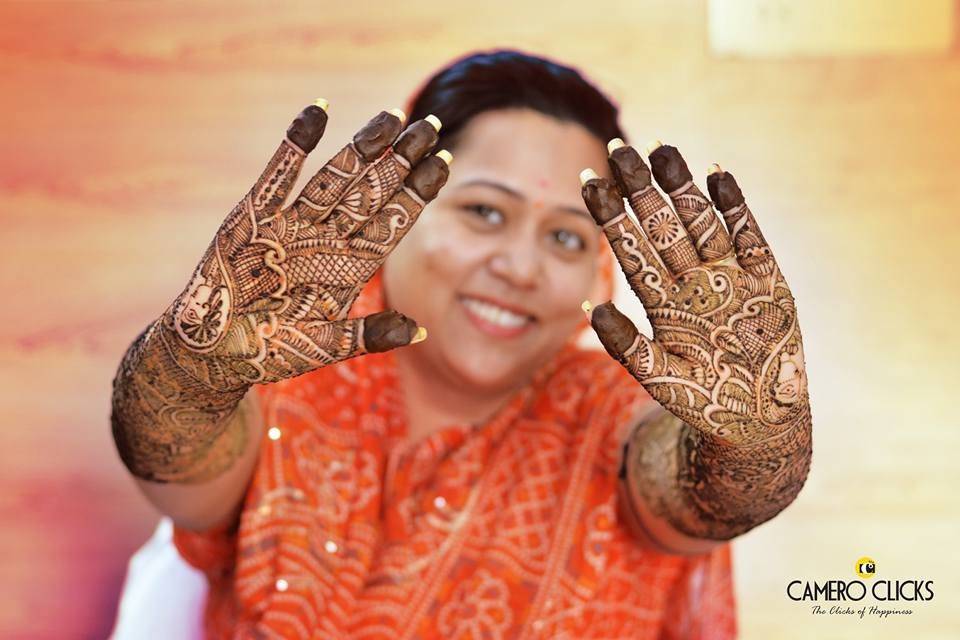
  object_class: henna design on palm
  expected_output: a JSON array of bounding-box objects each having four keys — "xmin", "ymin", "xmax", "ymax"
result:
[
  {"xmin": 111, "ymin": 104, "xmax": 450, "ymax": 482},
  {"xmin": 169, "ymin": 109, "xmax": 445, "ymax": 388},
  {"xmin": 582, "ymin": 143, "xmax": 811, "ymax": 538}
]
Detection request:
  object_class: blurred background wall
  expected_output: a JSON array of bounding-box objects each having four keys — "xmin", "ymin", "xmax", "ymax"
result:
[{"xmin": 1, "ymin": 1, "xmax": 958, "ymax": 637}]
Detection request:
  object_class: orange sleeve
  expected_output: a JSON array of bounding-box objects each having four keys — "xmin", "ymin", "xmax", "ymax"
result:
[
  {"xmin": 659, "ymin": 543, "xmax": 738, "ymax": 640},
  {"xmin": 172, "ymin": 516, "xmax": 239, "ymax": 579}
]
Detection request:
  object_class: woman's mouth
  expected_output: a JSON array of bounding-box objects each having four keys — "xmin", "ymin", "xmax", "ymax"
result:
[{"xmin": 458, "ymin": 294, "xmax": 536, "ymax": 338}]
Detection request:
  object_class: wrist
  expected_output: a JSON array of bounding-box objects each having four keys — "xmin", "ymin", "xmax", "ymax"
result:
[
  {"xmin": 679, "ymin": 408, "xmax": 813, "ymax": 538},
  {"xmin": 110, "ymin": 316, "xmax": 249, "ymax": 483},
  {"xmin": 628, "ymin": 406, "xmax": 812, "ymax": 541}
]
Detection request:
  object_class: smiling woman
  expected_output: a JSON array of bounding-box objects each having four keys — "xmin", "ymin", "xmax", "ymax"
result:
[
  {"xmin": 111, "ymin": 50, "xmax": 749, "ymax": 639},
  {"xmin": 383, "ymin": 108, "xmax": 613, "ymax": 440}
]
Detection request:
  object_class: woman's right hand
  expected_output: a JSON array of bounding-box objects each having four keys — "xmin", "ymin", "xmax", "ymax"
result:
[{"xmin": 163, "ymin": 101, "xmax": 449, "ymax": 392}]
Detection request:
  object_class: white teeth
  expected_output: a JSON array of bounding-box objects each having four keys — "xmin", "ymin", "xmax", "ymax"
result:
[{"xmin": 461, "ymin": 297, "xmax": 531, "ymax": 329}]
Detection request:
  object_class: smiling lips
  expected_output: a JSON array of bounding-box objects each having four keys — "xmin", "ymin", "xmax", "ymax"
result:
[{"xmin": 458, "ymin": 294, "xmax": 537, "ymax": 338}]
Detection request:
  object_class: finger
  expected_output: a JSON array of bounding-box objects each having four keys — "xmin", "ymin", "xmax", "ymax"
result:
[
  {"xmin": 349, "ymin": 151, "xmax": 451, "ymax": 254},
  {"xmin": 289, "ymin": 108, "xmax": 406, "ymax": 223},
  {"xmin": 647, "ymin": 143, "xmax": 735, "ymax": 264},
  {"xmin": 707, "ymin": 169, "xmax": 778, "ymax": 277},
  {"xmin": 261, "ymin": 311, "xmax": 420, "ymax": 381},
  {"xmin": 590, "ymin": 301, "xmax": 692, "ymax": 382},
  {"xmin": 606, "ymin": 143, "xmax": 700, "ymax": 275},
  {"xmin": 580, "ymin": 173, "xmax": 671, "ymax": 308},
  {"xmin": 332, "ymin": 116, "xmax": 441, "ymax": 238},
  {"xmin": 248, "ymin": 100, "xmax": 329, "ymax": 218}
]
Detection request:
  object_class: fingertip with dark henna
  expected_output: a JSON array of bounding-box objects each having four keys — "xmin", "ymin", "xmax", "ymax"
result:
[
  {"xmin": 590, "ymin": 301, "xmax": 640, "ymax": 362},
  {"xmin": 353, "ymin": 111, "xmax": 405, "ymax": 161},
  {"xmin": 393, "ymin": 119, "xmax": 440, "ymax": 165},
  {"xmin": 608, "ymin": 145, "xmax": 653, "ymax": 195},
  {"xmin": 649, "ymin": 145, "xmax": 693, "ymax": 193},
  {"xmin": 363, "ymin": 310, "xmax": 419, "ymax": 353},
  {"xmin": 707, "ymin": 170, "xmax": 745, "ymax": 211},
  {"xmin": 287, "ymin": 105, "xmax": 329, "ymax": 153},
  {"xmin": 404, "ymin": 155, "xmax": 450, "ymax": 201},
  {"xmin": 581, "ymin": 177, "xmax": 625, "ymax": 225}
]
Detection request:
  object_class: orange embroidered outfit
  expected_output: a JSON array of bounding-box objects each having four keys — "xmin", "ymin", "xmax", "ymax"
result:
[{"xmin": 173, "ymin": 271, "xmax": 737, "ymax": 639}]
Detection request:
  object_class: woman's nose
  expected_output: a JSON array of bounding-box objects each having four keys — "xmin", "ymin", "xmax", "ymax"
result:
[{"xmin": 488, "ymin": 237, "xmax": 541, "ymax": 289}]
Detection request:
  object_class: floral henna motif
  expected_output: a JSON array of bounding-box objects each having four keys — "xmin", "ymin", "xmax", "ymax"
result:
[
  {"xmin": 111, "ymin": 104, "xmax": 450, "ymax": 483},
  {"xmin": 173, "ymin": 270, "xmax": 229, "ymax": 348},
  {"xmin": 582, "ymin": 143, "xmax": 812, "ymax": 540}
]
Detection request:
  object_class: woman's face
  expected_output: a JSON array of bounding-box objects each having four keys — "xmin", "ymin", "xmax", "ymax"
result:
[{"xmin": 383, "ymin": 108, "xmax": 612, "ymax": 394}]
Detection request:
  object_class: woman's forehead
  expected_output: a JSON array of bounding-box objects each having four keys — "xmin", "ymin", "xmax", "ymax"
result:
[
  {"xmin": 446, "ymin": 109, "xmax": 610, "ymax": 201},
  {"xmin": 450, "ymin": 109, "xmax": 607, "ymax": 164}
]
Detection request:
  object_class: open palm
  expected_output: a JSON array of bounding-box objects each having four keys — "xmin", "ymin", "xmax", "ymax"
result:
[
  {"xmin": 165, "ymin": 105, "xmax": 448, "ymax": 392},
  {"xmin": 581, "ymin": 142, "xmax": 809, "ymax": 446}
]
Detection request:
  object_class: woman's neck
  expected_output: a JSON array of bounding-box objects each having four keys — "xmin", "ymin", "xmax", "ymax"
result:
[{"xmin": 393, "ymin": 347, "xmax": 518, "ymax": 446}]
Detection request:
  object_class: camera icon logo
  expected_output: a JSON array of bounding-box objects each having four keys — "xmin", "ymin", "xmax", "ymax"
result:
[{"xmin": 855, "ymin": 556, "xmax": 877, "ymax": 579}]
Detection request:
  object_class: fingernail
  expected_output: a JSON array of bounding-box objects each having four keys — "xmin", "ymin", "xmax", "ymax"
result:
[
  {"xmin": 313, "ymin": 98, "xmax": 329, "ymax": 112},
  {"xmin": 435, "ymin": 149, "xmax": 453, "ymax": 165},
  {"xmin": 389, "ymin": 107, "xmax": 406, "ymax": 124},
  {"xmin": 579, "ymin": 168, "xmax": 600, "ymax": 186},
  {"xmin": 425, "ymin": 114, "xmax": 442, "ymax": 132},
  {"xmin": 707, "ymin": 163, "xmax": 723, "ymax": 175},
  {"xmin": 410, "ymin": 326, "xmax": 428, "ymax": 344},
  {"xmin": 581, "ymin": 299, "xmax": 593, "ymax": 320},
  {"xmin": 607, "ymin": 138, "xmax": 626, "ymax": 154},
  {"xmin": 645, "ymin": 140, "xmax": 663, "ymax": 156}
]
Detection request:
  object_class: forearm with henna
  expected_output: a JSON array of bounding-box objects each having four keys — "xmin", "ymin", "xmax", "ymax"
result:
[
  {"xmin": 111, "ymin": 102, "xmax": 449, "ymax": 484},
  {"xmin": 583, "ymin": 141, "xmax": 812, "ymax": 541},
  {"xmin": 621, "ymin": 406, "xmax": 811, "ymax": 541}
]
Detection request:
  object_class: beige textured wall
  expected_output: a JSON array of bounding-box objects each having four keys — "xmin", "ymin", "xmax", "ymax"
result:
[{"xmin": 1, "ymin": 1, "xmax": 957, "ymax": 637}]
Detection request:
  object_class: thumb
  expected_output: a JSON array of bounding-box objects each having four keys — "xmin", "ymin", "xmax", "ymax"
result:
[
  {"xmin": 261, "ymin": 311, "xmax": 421, "ymax": 382},
  {"xmin": 290, "ymin": 310, "xmax": 421, "ymax": 363},
  {"xmin": 589, "ymin": 301, "xmax": 674, "ymax": 381}
]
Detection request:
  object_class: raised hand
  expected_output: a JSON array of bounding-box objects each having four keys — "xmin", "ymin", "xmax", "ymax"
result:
[
  {"xmin": 111, "ymin": 102, "xmax": 450, "ymax": 483},
  {"xmin": 580, "ymin": 141, "xmax": 810, "ymax": 538},
  {"xmin": 169, "ymin": 103, "xmax": 449, "ymax": 390}
]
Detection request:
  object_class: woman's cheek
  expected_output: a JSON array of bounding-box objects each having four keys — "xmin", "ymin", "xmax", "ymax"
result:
[
  {"xmin": 420, "ymin": 220, "xmax": 489, "ymax": 283},
  {"xmin": 544, "ymin": 257, "xmax": 597, "ymax": 316}
]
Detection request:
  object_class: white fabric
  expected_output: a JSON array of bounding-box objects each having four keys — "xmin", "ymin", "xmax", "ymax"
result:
[{"xmin": 110, "ymin": 517, "xmax": 209, "ymax": 640}]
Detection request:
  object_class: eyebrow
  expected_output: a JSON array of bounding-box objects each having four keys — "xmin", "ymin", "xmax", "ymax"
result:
[{"xmin": 456, "ymin": 178, "xmax": 592, "ymax": 219}]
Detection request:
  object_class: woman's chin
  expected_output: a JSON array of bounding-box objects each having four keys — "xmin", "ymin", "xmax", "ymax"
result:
[{"xmin": 437, "ymin": 341, "xmax": 530, "ymax": 393}]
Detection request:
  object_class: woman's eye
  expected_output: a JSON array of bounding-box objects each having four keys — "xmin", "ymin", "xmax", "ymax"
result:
[
  {"xmin": 552, "ymin": 229, "xmax": 586, "ymax": 252},
  {"xmin": 464, "ymin": 204, "xmax": 504, "ymax": 225}
]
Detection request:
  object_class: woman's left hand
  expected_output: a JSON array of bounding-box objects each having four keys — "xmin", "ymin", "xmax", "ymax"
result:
[{"xmin": 580, "ymin": 141, "xmax": 809, "ymax": 445}]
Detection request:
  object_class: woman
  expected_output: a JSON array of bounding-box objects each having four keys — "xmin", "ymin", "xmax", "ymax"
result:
[{"xmin": 111, "ymin": 49, "xmax": 811, "ymax": 638}]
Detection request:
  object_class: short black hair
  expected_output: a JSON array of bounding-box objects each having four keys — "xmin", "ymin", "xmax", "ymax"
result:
[{"xmin": 406, "ymin": 49, "xmax": 626, "ymax": 152}]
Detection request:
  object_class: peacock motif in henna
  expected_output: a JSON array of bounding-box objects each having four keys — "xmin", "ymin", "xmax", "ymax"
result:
[
  {"xmin": 582, "ymin": 141, "xmax": 812, "ymax": 540},
  {"xmin": 111, "ymin": 103, "xmax": 451, "ymax": 483}
]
